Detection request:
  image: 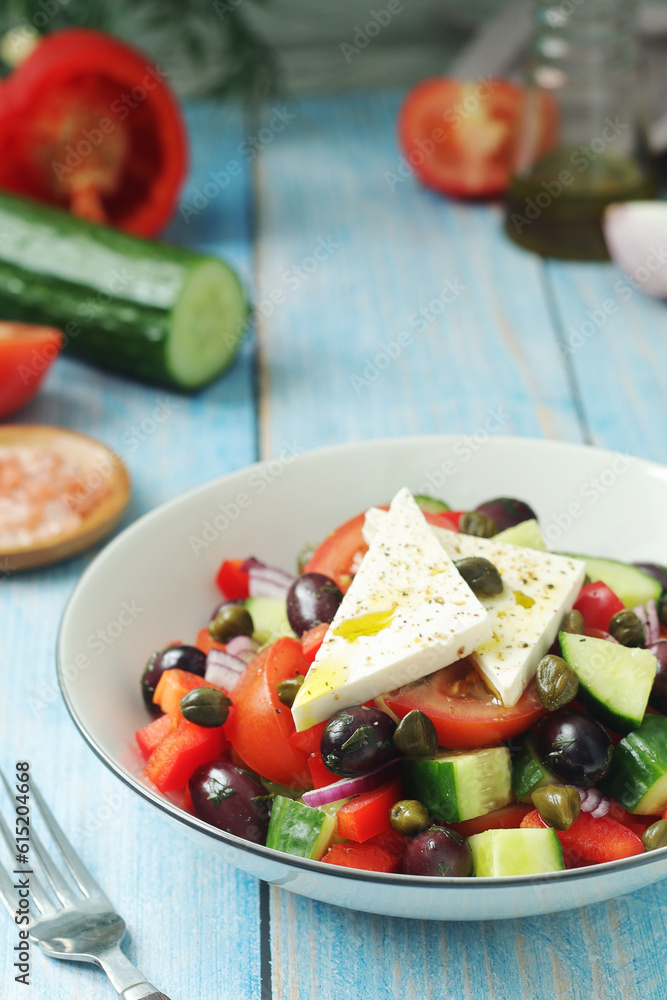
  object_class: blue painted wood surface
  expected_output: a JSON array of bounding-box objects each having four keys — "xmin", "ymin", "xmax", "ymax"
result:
[{"xmin": 2, "ymin": 89, "xmax": 667, "ymax": 1000}]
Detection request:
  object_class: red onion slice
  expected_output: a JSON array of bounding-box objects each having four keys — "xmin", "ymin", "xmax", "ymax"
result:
[
  {"xmin": 205, "ymin": 647, "xmax": 246, "ymax": 691},
  {"xmin": 242, "ymin": 558, "xmax": 296, "ymax": 600},
  {"xmin": 603, "ymin": 203, "xmax": 667, "ymax": 299},
  {"xmin": 302, "ymin": 762, "xmax": 399, "ymax": 808},
  {"xmin": 226, "ymin": 635, "xmax": 260, "ymax": 663},
  {"xmin": 576, "ymin": 786, "xmax": 611, "ymax": 818},
  {"xmin": 646, "ymin": 599, "xmax": 660, "ymax": 646}
]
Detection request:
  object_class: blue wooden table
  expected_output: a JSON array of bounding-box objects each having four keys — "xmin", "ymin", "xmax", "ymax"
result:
[{"xmin": 3, "ymin": 92, "xmax": 667, "ymax": 1000}]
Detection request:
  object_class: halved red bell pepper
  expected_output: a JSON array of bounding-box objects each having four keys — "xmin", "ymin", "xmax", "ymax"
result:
[
  {"xmin": 215, "ymin": 558, "xmax": 250, "ymax": 601},
  {"xmin": 323, "ymin": 828, "xmax": 406, "ymax": 873},
  {"xmin": 136, "ymin": 712, "xmax": 173, "ymax": 760},
  {"xmin": 153, "ymin": 668, "xmax": 226, "ymax": 718},
  {"xmin": 0, "ymin": 29, "xmax": 187, "ymax": 236},
  {"xmin": 301, "ymin": 622, "xmax": 328, "ymax": 666},
  {"xmin": 144, "ymin": 717, "xmax": 228, "ymax": 792},
  {"xmin": 521, "ymin": 808, "xmax": 644, "ymax": 866},
  {"xmin": 336, "ymin": 774, "xmax": 403, "ymax": 842}
]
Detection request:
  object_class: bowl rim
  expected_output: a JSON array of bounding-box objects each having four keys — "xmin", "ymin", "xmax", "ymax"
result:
[{"xmin": 57, "ymin": 433, "xmax": 667, "ymax": 889}]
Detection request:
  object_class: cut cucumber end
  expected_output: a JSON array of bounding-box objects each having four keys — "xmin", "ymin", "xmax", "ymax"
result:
[
  {"xmin": 468, "ymin": 828, "xmax": 564, "ymax": 876},
  {"xmin": 404, "ymin": 748, "xmax": 512, "ymax": 823},
  {"xmin": 603, "ymin": 715, "xmax": 667, "ymax": 814},
  {"xmin": 560, "ymin": 631, "xmax": 656, "ymax": 734},
  {"xmin": 167, "ymin": 257, "xmax": 248, "ymax": 389}
]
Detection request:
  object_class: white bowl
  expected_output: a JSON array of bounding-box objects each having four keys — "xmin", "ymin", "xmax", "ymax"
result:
[{"xmin": 57, "ymin": 435, "xmax": 667, "ymax": 921}]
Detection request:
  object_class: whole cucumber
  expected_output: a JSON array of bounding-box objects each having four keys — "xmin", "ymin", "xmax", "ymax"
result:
[{"xmin": 0, "ymin": 192, "xmax": 248, "ymax": 390}]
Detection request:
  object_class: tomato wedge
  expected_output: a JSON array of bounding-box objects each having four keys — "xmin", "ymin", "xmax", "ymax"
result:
[
  {"xmin": 225, "ymin": 638, "xmax": 311, "ymax": 788},
  {"xmin": 398, "ymin": 78, "xmax": 556, "ymax": 199},
  {"xmin": 384, "ymin": 659, "xmax": 545, "ymax": 749},
  {"xmin": 0, "ymin": 322, "xmax": 62, "ymax": 418}
]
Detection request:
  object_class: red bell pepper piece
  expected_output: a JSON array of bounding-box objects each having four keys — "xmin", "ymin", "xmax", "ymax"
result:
[
  {"xmin": 431, "ymin": 510, "xmax": 463, "ymax": 531},
  {"xmin": 307, "ymin": 752, "xmax": 337, "ymax": 789},
  {"xmin": 573, "ymin": 582, "xmax": 625, "ymax": 632},
  {"xmin": 449, "ymin": 802, "xmax": 533, "ymax": 839},
  {"xmin": 521, "ymin": 808, "xmax": 644, "ymax": 866},
  {"xmin": 144, "ymin": 717, "xmax": 228, "ymax": 792},
  {"xmin": 153, "ymin": 668, "xmax": 226, "ymax": 718},
  {"xmin": 301, "ymin": 622, "xmax": 328, "ymax": 666},
  {"xmin": 215, "ymin": 558, "xmax": 250, "ymax": 600},
  {"xmin": 136, "ymin": 713, "xmax": 173, "ymax": 760},
  {"xmin": 336, "ymin": 774, "xmax": 403, "ymax": 842},
  {"xmin": 323, "ymin": 827, "xmax": 406, "ymax": 873}
]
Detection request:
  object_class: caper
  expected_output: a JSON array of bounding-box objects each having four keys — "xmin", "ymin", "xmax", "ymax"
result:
[
  {"xmin": 454, "ymin": 556, "xmax": 503, "ymax": 596},
  {"xmin": 277, "ymin": 676, "xmax": 304, "ymax": 707},
  {"xmin": 459, "ymin": 511, "xmax": 498, "ymax": 538},
  {"xmin": 536, "ymin": 654, "xmax": 579, "ymax": 712},
  {"xmin": 180, "ymin": 687, "xmax": 232, "ymax": 727},
  {"xmin": 531, "ymin": 784, "xmax": 581, "ymax": 831},
  {"xmin": 393, "ymin": 710, "xmax": 438, "ymax": 757},
  {"xmin": 609, "ymin": 609, "xmax": 645, "ymax": 647},
  {"xmin": 208, "ymin": 604, "xmax": 254, "ymax": 643},
  {"xmin": 658, "ymin": 594, "xmax": 667, "ymax": 628},
  {"xmin": 560, "ymin": 609, "xmax": 585, "ymax": 635},
  {"xmin": 389, "ymin": 799, "xmax": 430, "ymax": 836},
  {"xmin": 642, "ymin": 819, "xmax": 667, "ymax": 851}
]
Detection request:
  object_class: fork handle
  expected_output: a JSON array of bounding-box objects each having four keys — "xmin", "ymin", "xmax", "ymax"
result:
[
  {"xmin": 95, "ymin": 945, "xmax": 172, "ymax": 1000},
  {"xmin": 120, "ymin": 991, "xmax": 171, "ymax": 1000}
]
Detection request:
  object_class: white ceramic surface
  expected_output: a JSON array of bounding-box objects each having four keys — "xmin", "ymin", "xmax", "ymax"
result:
[{"xmin": 57, "ymin": 435, "xmax": 667, "ymax": 921}]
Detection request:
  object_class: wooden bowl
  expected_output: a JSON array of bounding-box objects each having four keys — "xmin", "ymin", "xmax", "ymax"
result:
[{"xmin": 0, "ymin": 425, "xmax": 131, "ymax": 571}]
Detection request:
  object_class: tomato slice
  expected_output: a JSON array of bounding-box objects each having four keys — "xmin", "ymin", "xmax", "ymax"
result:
[
  {"xmin": 225, "ymin": 638, "xmax": 311, "ymax": 788},
  {"xmin": 0, "ymin": 29, "xmax": 187, "ymax": 236},
  {"xmin": 0, "ymin": 322, "xmax": 62, "ymax": 418},
  {"xmin": 384, "ymin": 659, "xmax": 545, "ymax": 749},
  {"xmin": 305, "ymin": 506, "xmax": 456, "ymax": 592},
  {"xmin": 398, "ymin": 78, "xmax": 556, "ymax": 199}
]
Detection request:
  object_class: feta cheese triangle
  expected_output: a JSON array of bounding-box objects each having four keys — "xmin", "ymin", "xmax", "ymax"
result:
[{"xmin": 291, "ymin": 489, "xmax": 492, "ymax": 731}]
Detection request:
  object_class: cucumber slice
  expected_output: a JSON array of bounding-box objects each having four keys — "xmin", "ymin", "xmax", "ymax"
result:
[
  {"xmin": 403, "ymin": 748, "xmax": 512, "ymax": 823},
  {"xmin": 414, "ymin": 495, "xmax": 451, "ymax": 514},
  {"xmin": 0, "ymin": 191, "xmax": 248, "ymax": 390},
  {"xmin": 468, "ymin": 828, "xmax": 564, "ymax": 876},
  {"xmin": 266, "ymin": 796, "xmax": 336, "ymax": 860},
  {"xmin": 511, "ymin": 735, "xmax": 558, "ymax": 802},
  {"xmin": 602, "ymin": 715, "xmax": 667, "ymax": 814},
  {"xmin": 245, "ymin": 597, "xmax": 295, "ymax": 645},
  {"xmin": 560, "ymin": 631, "xmax": 656, "ymax": 734},
  {"xmin": 494, "ymin": 519, "xmax": 547, "ymax": 551},
  {"xmin": 563, "ymin": 554, "xmax": 661, "ymax": 609}
]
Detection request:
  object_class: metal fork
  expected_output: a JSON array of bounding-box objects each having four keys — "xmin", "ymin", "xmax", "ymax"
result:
[{"xmin": 0, "ymin": 769, "xmax": 171, "ymax": 999}]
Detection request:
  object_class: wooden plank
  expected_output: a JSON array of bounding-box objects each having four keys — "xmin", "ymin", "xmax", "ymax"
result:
[
  {"xmin": 1, "ymin": 101, "xmax": 262, "ymax": 1000},
  {"xmin": 254, "ymin": 91, "xmax": 586, "ymax": 461},
  {"xmin": 254, "ymin": 90, "xmax": 666, "ymax": 1000},
  {"xmin": 544, "ymin": 258, "xmax": 667, "ymax": 463}
]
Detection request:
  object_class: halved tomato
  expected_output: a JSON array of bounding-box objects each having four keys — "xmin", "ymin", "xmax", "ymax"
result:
[
  {"xmin": 304, "ymin": 506, "xmax": 457, "ymax": 593},
  {"xmin": 384, "ymin": 659, "xmax": 545, "ymax": 749},
  {"xmin": 0, "ymin": 321, "xmax": 62, "ymax": 417},
  {"xmin": 398, "ymin": 78, "xmax": 556, "ymax": 199}
]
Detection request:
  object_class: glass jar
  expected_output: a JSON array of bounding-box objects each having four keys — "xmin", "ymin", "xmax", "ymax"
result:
[{"xmin": 504, "ymin": 0, "xmax": 656, "ymax": 260}]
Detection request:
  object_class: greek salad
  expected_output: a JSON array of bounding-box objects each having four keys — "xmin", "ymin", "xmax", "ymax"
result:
[{"xmin": 136, "ymin": 488, "xmax": 667, "ymax": 877}]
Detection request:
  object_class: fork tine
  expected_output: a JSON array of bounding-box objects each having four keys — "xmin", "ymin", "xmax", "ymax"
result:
[
  {"xmin": 0, "ymin": 802, "xmax": 54, "ymax": 916},
  {"xmin": 29, "ymin": 781, "xmax": 109, "ymax": 903}
]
